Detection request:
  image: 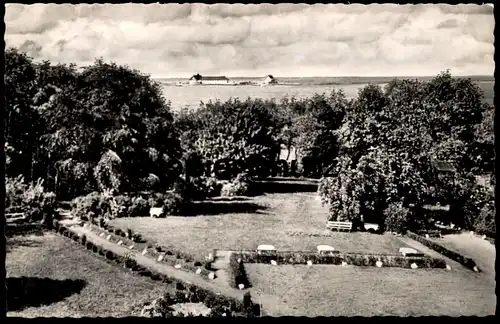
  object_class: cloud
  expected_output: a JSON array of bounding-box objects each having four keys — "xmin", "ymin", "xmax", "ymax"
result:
[{"xmin": 4, "ymin": 3, "xmax": 495, "ymax": 77}]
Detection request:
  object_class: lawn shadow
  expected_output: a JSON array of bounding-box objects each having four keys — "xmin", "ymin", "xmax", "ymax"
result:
[
  {"xmin": 6, "ymin": 224, "xmax": 46, "ymax": 238},
  {"xmin": 184, "ymin": 201, "xmax": 269, "ymax": 216},
  {"xmin": 7, "ymin": 277, "xmax": 87, "ymax": 312},
  {"xmin": 252, "ymin": 181, "xmax": 318, "ymax": 194},
  {"xmin": 6, "ymin": 235, "xmax": 45, "ymax": 253}
]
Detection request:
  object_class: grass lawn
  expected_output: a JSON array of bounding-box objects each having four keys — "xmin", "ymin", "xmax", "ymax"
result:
[
  {"xmin": 429, "ymin": 233, "xmax": 496, "ymax": 278},
  {"xmin": 246, "ymin": 263, "xmax": 496, "ymax": 317},
  {"xmin": 110, "ymin": 193, "xmax": 406, "ymax": 260},
  {"xmin": 6, "ymin": 231, "xmax": 170, "ymax": 318}
]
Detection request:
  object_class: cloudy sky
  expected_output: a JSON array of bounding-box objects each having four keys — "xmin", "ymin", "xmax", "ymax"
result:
[{"xmin": 5, "ymin": 3, "xmax": 495, "ymax": 78}]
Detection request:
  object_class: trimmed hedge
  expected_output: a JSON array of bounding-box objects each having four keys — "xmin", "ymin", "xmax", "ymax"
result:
[
  {"xmin": 406, "ymin": 231, "xmax": 480, "ymax": 272},
  {"xmin": 228, "ymin": 253, "xmax": 251, "ymax": 289},
  {"xmin": 232, "ymin": 251, "xmax": 447, "ymax": 269}
]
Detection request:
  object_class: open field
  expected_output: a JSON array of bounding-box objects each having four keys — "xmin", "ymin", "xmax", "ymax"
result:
[
  {"xmin": 246, "ymin": 263, "xmax": 496, "ymax": 317},
  {"xmin": 429, "ymin": 234, "xmax": 496, "ymax": 278},
  {"xmin": 110, "ymin": 193, "xmax": 406, "ymax": 260},
  {"xmin": 6, "ymin": 231, "xmax": 169, "ymax": 317}
]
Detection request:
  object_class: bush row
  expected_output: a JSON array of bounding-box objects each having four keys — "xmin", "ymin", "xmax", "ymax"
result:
[
  {"xmin": 406, "ymin": 231, "xmax": 480, "ymax": 272},
  {"xmin": 227, "ymin": 253, "xmax": 251, "ymax": 289},
  {"xmin": 232, "ymin": 251, "xmax": 447, "ymax": 269},
  {"xmin": 415, "ymin": 229, "xmax": 442, "ymax": 238},
  {"xmin": 51, "ymin": 220, "xmax": 259, "ymax": 317},
  {"xmin": 84, "ymin": 220, "xmax": 213, "ymax": 277}
]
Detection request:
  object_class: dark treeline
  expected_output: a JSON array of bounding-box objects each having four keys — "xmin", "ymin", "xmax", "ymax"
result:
[{"xmin": 4, "ymin": 48, "xmax": 495, "ymax": 237}]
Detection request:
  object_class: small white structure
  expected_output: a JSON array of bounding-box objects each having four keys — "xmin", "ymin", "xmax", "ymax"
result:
[
  {"xmin": 482, "ymin": 235, "xmax": 487, "ymax": 240},
  {"xmin": 142, "ymin": 248, "xmax": 148, "ymax": 256},
  {"xmin": 106, "ymin": 234, "xmax": 112, "ymax": 241},
  {"xmin": 150, "ymin": 207, "xmax": 164, "ymax": 218},
  {"xmin": 129, "ymin": 245, "xmax": 135, "ymax": 250},
  {"xmin": 117, "ymin": 240, "xmax": 123, "ymax": 246},
  {"xmin": 270, "ymin": 260, "xmax": 278, "ymax": 266},
  {"xmin": 99, "ymin": 233, "xmax": 105, "ymax": 237},
  {"xmin": 425, "ymin": 234, "xmax": 430, "ymax": 239},
  {"xmin": 262, "ymin": 75, "xmax": 278, "ymax": 85},
  {"xmin": 257, "ymin": 245, "xmax": 276, "ymax": 254},
  {"xmin": 157, "ymin": 254, "xmax": 164, "ymax": 262},
  {"xmin": 399, "ymin": 247, "xmax": 418, "ymax": 256},
  {"xmin": 364, "ymin": 223, "xmax": 380, "ymax": 232},
  {"xmin": 189, "ymin": 74, "xmax": 230, "ymax": 85},
  {"xmin": 196, "ymin": 268, "xmax": 202, "ymax": 275},
  {"xmin": 317, "ymin": 245, "xmax": 335, "ymax": 254},
  {"xmin": 208, "ymin": 272, "xmax": 216, "ymax": 280},
  {"xmin": 469, "ymin": 231, "xmax": 474, "ymax": 237},
  {"xmin": 342, "ymin": 261, "xmax": 348, "ymax": 266},
  {"xmin": 446, "ymin": 264, "xmax": 452, "ymax": 270},
  {"xmin": 473, "ymin": 266, "xmax": 479, "ymax": 272},
  {"xmin": 410, "ymin": 263, "xmax": 418, "ymax": 269},
  {"xmin": 307, "ymin": 260, "xmax": 313, "ymax": 266},
  {"xmin": 376, "ymin": 261, "xmax": 383, "ymax": 268},
  {"xmin": 174, "ymin": 264, "xmax": 182, "ymax": 269},
  {"xmin": 238, "ymin": 283, "xmax": 245, "ymax": 290}
]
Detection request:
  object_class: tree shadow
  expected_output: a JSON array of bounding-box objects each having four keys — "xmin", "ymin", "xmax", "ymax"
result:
[
  {"xmin": 183, "ymin": 201, "xmax": 268, "ymax": 216},
  {"xmin": 6, "ymin": 277, "xmax": 87, "ymax": 312},
  {"xmin": 6, "ymin": 224, "xmax": 46, "ymax": 239},
  {"xmin": 252, "ymin": 181, "xmax": 318, "ymax": 194},
  {"xmin": 208, "ymin": 196, "xmax": 252, "ymax": 202},
  {"xmin": 6, "ymin": 235, "xmax": 45, "ymax": 253}
]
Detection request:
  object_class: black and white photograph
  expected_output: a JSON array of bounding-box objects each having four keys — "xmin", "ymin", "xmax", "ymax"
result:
[{"xmin": 4, "ymin": 2, "xmax": 495, "ymax": 318}]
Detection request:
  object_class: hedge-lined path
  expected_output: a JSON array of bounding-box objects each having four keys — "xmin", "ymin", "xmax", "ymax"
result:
[{"xmin": 58, "ymin": 220, "xmax": 283, "ymax": 316}]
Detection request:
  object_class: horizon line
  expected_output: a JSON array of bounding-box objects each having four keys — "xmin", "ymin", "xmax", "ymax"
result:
[{"xmin": 152, "ymin": 74, "xmax": 495, "ymax": 79}]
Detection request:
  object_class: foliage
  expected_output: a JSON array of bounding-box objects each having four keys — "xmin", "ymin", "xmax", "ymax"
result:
[
  {"xmin": 221, "ymin": 173, "xmax": 253, "ymax": 197},
  {"xmin": 320, "ymin": 71, "xmax": 492, "ymax": 232},
  {"xmin": 185, "ymin": 176, "xmax": 223, "ymax": 200},
  {"xmin": 383, "ymin": 202, "xmax": 410, "ymax": 234}
]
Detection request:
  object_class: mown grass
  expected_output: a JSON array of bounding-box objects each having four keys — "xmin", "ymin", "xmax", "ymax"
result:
[
  {"xmin": 246, "ymin": 263, "xmax": 496, "ymax": 317},
  {"xmin": 110, "ymin": 193, "xmax": 406, "ymax": 260},
  {"xmin": 6, "ymin": 231, "xmax": 170, "ymax": 317}
]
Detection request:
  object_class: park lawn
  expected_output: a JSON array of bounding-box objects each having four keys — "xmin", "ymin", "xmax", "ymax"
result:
[
  {"xmin": 246, "ymin": 263, "xmax": 496, "ymax": 317},
  {"xmin": 429, "ymin": 233, "xmax": 496, "ymax": 278},
  {"xmin": 6, "ymin": 231, "xmax": 169, "ymax": 318},
  {"xmin": 110, "ymin": 193, "xmax": 406, "ymax": 260}
]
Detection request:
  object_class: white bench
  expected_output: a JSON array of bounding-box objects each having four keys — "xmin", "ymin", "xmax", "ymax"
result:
[
  {"xmin": 364, "ymin": 223, "xmax": 380, "ymax": 232},
  {"xmin": 257, "ymin": 245, "xmax": 276, "ymax": 255},
  {"xmin": 149, "ymin": 207, "xmax": 164, "ymax": 218},
  {"xmin": 399, "ymin": 247, "xmax": 424, "ymax": 257},
  {"xmin": 326, "ymin": 221, "xmax": 352, "ymax": 232},
  {"xmin": 317, "ymin": 245, "xmax": 338, "ymax": 255}
]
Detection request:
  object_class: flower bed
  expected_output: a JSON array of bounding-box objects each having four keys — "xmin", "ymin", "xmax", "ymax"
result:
[
  {"xmin": 83, "ymin": 220, "xmax": 213, "ymax": 279},
  {"xmin": 231, "ymin": 250, "xmax": 447, "ymax": 269},
  {"xmin": 51, "ymin": 220, "xmax": 259, "ymax": 317},
  {"xmin": 406, "ymin": 231, "xmax": 481, "ymax": 272}
]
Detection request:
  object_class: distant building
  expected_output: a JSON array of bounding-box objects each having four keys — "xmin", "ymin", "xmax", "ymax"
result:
[
  {"xmin": 189, "ymin": 74, "xmax": 230, "ymax": 85},
  {"xmin": 262, "ymin": 75, "xmax": 278, "ymax": 85}
]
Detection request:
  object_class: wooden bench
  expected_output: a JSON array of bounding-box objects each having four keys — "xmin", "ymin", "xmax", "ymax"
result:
[
  {"xmin": 326, "ymin": 221, "xmax": 352, "ymax": 232},
  {"xmin": 257, "ymin": 245, "xmax": 277, "ymax": 255}
]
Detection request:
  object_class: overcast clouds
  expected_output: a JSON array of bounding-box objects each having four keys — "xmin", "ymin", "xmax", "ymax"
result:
[{"xmin": 5, "ymin": 3, "xmax": 495, "ymax": 77}]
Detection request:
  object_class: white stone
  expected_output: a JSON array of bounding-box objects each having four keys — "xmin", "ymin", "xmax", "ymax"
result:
[
  {"xmin": 174, "ymin": 264, "xmax": 182, "ymax": 269},
  {"xmin": 399, "ymin": 247, "xmax": 418, "ymax": 254},
  {"xmin": 270, "ymin": 260, "xmax": 277, "ymax": 266},
  {"xmin": 469, "ymin": 231, "xmax": 474, "ymax": 236},
  {"xmin": 99, "ymin": 233, "xmax": 105, "ymax": 237},
  {"xmin": 117, "ymin": 240, "xmax": 123, "ymax": 245},
  {"xmin": 196, "ymin": 268, "xmax": 202, "ymax": 275},
  {"xmin": 157, "ymin": 255, "xmax": 164, "ymax": 262},
  {"xmin": 106, "ymin": 234, "xmax": 112, "ymax": 240},
  {"xmin": 307, "ymin": 260, "xmax": 313, "ymax": 266},
  {"xmin": 317, "ymin": 245, "xmax": 335, "ymax": 253},
  {"xmin": 482, "ymin": 235, "xmax": 487, "ymax": 240},
  {"xmin": 341, "ymin": 261, "xmax": 348, "ymax": 266},
  {"xmin": 129, "ymin": 245, "xmax": 135, "ymax": 250},
  {"xmin": 208, "ymin": 253, "xmax": 213, "ymax": 260},
  {"xmin": 142, "ymin": 248, "xmax": 148, "ymax": 256},
  {"xmin": 208, "ymin": 272, "xmax": 216, "ymax": 280},
  {"xmin": 411, "ymin": 263, "xmax": 418, "ymax": 269},
  {"xmin": 450, "ymin": 223, "xmax": 455, "ymax": 229},
  {"xmin": 446, "ymin": 264, "xmax": 452, "ymax": 270},
  {"xmin": 376, "ymin": 261, "xmax": 383, "ymax": 268},
  {"xmin": 222, "ymin": 313, "xmax": 227, "ymax": 317},
  {"xmin": 237, "ymin": 258, "xmax": 242, "ymax": 263},
  {"xmin": 238, "ymin": 284, "xmax": 245, "ymax": 290},
  {"xmin": 83, "ymin": 223, "xmax": 88, "ymax": 228},
  {"xmin": 425, "ymin": 234, "xmax": 430, "ymax": 239}
]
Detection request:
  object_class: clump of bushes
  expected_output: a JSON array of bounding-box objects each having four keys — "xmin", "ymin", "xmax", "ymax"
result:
[
  {"xmin": 228, "ymin": 253, "xmax": 251, "ymax": 289},
  {"xmin": 383, "ymin": 202, "xmax": 410, "ymax": 234},
  {"xmin": 185, "ymin": 176, "xmax": 223, "ymax": 200},
  {"xmin": 221, "ymin": 173, "xmax": 253, "ymax": 197}
]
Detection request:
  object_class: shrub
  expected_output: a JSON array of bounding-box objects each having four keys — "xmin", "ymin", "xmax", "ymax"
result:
[
  {"xmin": 163, "ymin": 192, "xmax": 187, "ymax": 216},
  {"xmin": 228, "ymin": 253, "xmax": 251, "ymax": 289},
  {"xmin": 105, "ymin": 250, "xmax": 115, "ymax": 260},
  {"xmin": 473, "ymin": 196, "xmax": 495, "ymax": 238},
  {"xmin": 221, "ymin": 173, "xmax": 253, "ymax": 197},
  {"xmin": 406, "ymin": 231, "xmax": 480, "ymax": 271},
  {"xmin": 187, "ymin": 176, "xmax": 223, "ymax": 200},
  {"xmin": 129, "ymin": 196, "xmax": 150, "ymax": 216},
  {"xmin": 383, "ymin": 202, "xmax": 410, "ymax": 234},
  {"xmin": 80, "ymin": 235, "xmax": 87, "ymax": 245}
]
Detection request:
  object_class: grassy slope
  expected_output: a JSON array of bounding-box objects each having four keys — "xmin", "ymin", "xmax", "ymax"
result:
[
  {"xmin": 110, "ymin": 193, "xmax": 405, "ymax": 260},
  {"xmin": 6, "ymin": 232, "xmax": 169, "ymax": 318},
  {"xmin": 246, "ymin": 263, "xmax": 496, "ymax": 317}
]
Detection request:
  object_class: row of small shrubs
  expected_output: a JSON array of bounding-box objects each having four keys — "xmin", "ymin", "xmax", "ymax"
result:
[
  {"xmin": 415, "ymin": 229, "xmax": 442, "ymax": 238},
  {"xmin": 406, "ymin": 231, "xmax": 480, "ymax": 272},
  {"xmin": 142, "ymin": 289, "xmax": 259, "ymax": 318},
  {"xmin": 228, "ymin": 253, "xmax": 251, "ymax": 289},
  {"xmin": 72, "ymin": 191, "xmax": 188, "ymax": 220},
  {"xmin": 86, "ymin": 220, "xmax": 213, "ymax": 275},
  {"xmin": 232, "ymin": 251, "xmax": 447, "ymax": 269},
  {"xmin": 52, "ymin": 220, "xmax": 259, "ymax": 317}
]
